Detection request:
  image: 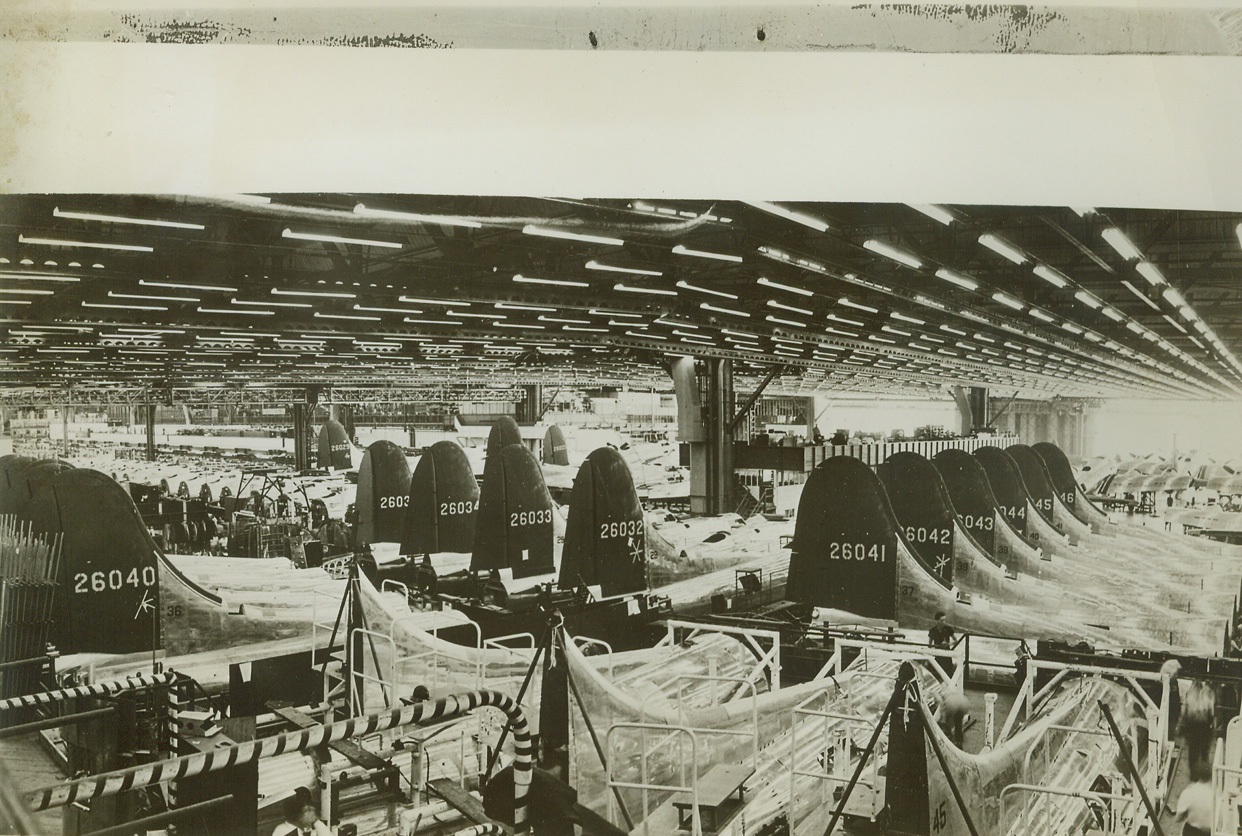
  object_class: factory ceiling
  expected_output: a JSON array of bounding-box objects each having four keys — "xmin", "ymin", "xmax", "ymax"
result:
[{"xmin": 2, "ymin": 194, "xmax": 1240, "ymax": 401}]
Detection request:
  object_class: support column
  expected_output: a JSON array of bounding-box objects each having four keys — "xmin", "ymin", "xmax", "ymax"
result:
[
  {"xmin": 292, "ymin": 388, "xmax": 318, "ymax": 473},
  {"xmin": 144, "ymin": 394, "xmax": 156, "ymax": 462},
  {"xmin": 680, "ymin": 357, "xmax": 734, "ymax": 516},
  {"xmin": 61, "ymin": 392, "xmax": 71, "ymax": 457}
]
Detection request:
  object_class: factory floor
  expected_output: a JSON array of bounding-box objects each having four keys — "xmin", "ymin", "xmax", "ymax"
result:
[{"xmin": 0, "ymin": 731, "xmax": 67, "ymax": 835}]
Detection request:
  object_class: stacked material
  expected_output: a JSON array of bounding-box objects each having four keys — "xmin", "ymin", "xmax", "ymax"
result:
[{"xmin": 0, "ymin": 516, "xmax": 61, "ymax": 719}]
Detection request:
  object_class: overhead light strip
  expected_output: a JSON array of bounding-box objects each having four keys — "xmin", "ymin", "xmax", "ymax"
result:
[
  {"xmin": 522, "ymin": 225, "xmax": 624, "ymax": 246},
  {"xmin": 672, "ymin": 244, "xmax": 742, "ymax": 263},
  {"xmin": 19, "ymin": 235, "xmax": 153, "ymax": 252},
  {"xmin": 53, "ymin": 207, "xmax": 205, "ymax": 230}
]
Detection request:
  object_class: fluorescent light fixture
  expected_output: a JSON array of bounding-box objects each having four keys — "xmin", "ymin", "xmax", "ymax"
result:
[
  {"xmin": 1161, "ymin": 287, "xmax": 1185, "ymax": 307},
  {"xmin": 1162, "ymin": 314, "xmax": 1188, "ymax": 334},
  {"xmin": 1101, "ymin": 227, "xmax": 1142, "ymax": 261},
  {"xmin": 198, "ymin": 306, "xmax": 273, "ymax": 315},
  {"xmin": 862, "ymin": 239, "xmax": 922, "ymax": 269},
  {"xmin": 934, "ymin": 268, "xmax": 978, "ymax": 290},
  {"xmin": 939, "ymin": 324, "xmax": 966, "ymax": 336},
  {"xmin": 881, "ymin": 325, "xmax": 912, "ymax": 337},
  {"xmin": 700, "ymin": 302, "xmax": 750, "ymax": 317},
  {"xmin": 404, "ymin": 317, "xmax": 463, "ymax": 326},
  {"xmin": 353, "ymin": 203, "xmax": 482, "ymax": 228},
  {"xmin": 272, "ymin": 288, "xmax": 356, "ymax": 299},
  {"xmin": 757, "ymin": 277, "xmax": 813, "ymax": 296},
  {"xmin": 494, "ymin": 302, "xmax": 555, "ymax": 312},
  {"xmin": 907, "ymin": 204, "xmax": 955, "ymax": 225},
  {"xmin": 973, "ymin": 333, "xmax": 996, "ymax": 343},
  {"xmin": 826, "ymin": 313, "xmax": 863, "ymax": 327},
  {"xmin": 890, "ymin": 312, "xmax": 925, "ymax": 325},
  {"xmin": 282, "ymin": 228, "xmax": 402, "ymax": 248},
  {"xmin": 448, "ymin": 310, "xmax": 500, "ymax": 319},
  {"xmin": 1032, "ymin": 265, "xmax": 1070, "ymax": 289},
  {"xmin": 107, "ymin": 291, "xmax": 198, "ymax": 302},
  {"xmin": 1073, "ymin": 290, "xmax": 1102, "ymax": 309},
  {"xmin": 393, "ymin": 296, "xmax": 464, "ymax": 307},
  {"xmin": 765, "ymin": 314, "xmax": 805, "ymax": 328},
  {"xmin": 539, "ymin": 316, "xmax": 589, "ymax": 325},
  {"xmin": 991, "ymin": 292, "xmax": 1024, "ymax": 310},
  {"xmin": 523, "ymin": 225, "xmax": 623, "ymax": 246},
  {"xmin": 314, "ymin": 312, "xmax": 379, "ymax": 321},
  {"xmin": 562, "ymin": 325, "xmax": 608, "ymax": 333},
  {"xmin": 0, "ymin": 272, "xmax": 80, "ymax": 282},
  {"xmin": 585, "ymin": 260, "xmax": 661, "ymax": 276},
  {"xmin": 1083, "ymin": 332, "xmax": 1104, "ymax": 343},
  {"xmin": 53, "ymin": 207, "xmax": 204, "ymax": 230},
  {"xmin": 513, "ymin": 274, "xmax": 589, "ymax": 288},
  {"xmin": 1132, "ymin": 260, "xmax": 1167, "ymax": 287},
  {"xmin": 1028, "ymin": 309, "xmax": 1054, "ymax": 323},
  {"xmin": 868, "ymin": 335, "xmax": 897, "ymax": 344},
  {"xmin": 353, "ymin": 305, "xmax": 424, "ymax": 314},
  {"xmin": 1120, "ymin": 281, "xmax": 1161, "ymax": 312},
  {"xmin": 978, "ymin": 234, "xmax": 1027, "ymax": 264},
  {"xmin": 1125, "ymin": 320, "xmax": 1144, "ymax": 335},
  {"xmin": 627, "ymin": 330, "xmax": 665, "ymax": 340},
  {"xmin": 767, "ymin": 299, "xmax": 813, "ymax": 316},
  {"xmin": 141, "ymin": 280, "xmax": 236, "ymax": 292},
  {"xmin": 233, "ymin": 298, "xmax": 311, "ymax": 309},
  {"xmin": 743, "ymin": 201, "xmax": 829, "ymax": 233},
  {"xmin": 838, "ymin": 298, "xmax": 879, "ymax": 314},
  {"xmin": 1100, "ymin": 307, "xmax": 1124, "ymax": 322},
  {"xmin": 491, "ymin": 320, "xmax": 546, "ymax": 330},
  {"xmin": 615, "ymin": 283, "xmax": 677, "ymax": 297},
  {"xmin": 675, "ymin": 280, "xmax": 737, "ymax": 299},
  {"xmin": 1178, "ymin": 305, "xmax": 1200, "ymax": 323},
  {"xmin": 824, "ymin": 326, "xmax": 859, "ymax": 338},
  {"xmin": 671, "ymin": 244, "xmax": 742, "ymax": 263},
  {"xmin": 19, "ymin": 235, "xmax": 154, "ymax": 252},
  {"xmin": 0, "ymin": 288, "xmax": 53, "ymax": 295},
  {"xmin": 84, "ymin": 301, "xmax": 167, "ymax": 311},
  {"xmin": 592, "ymin": 309, "xmax": 642, "ymax": 318},
  {"xmin": 0, "ymin": 299, "xmax": 31, "ymax": 305}
]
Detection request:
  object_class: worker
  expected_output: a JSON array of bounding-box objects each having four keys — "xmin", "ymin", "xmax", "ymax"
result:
[
  {"xmin": 1169, "ymin": 772, "xmax": 1213, "ymax": 836},
  {"xmin": 273, "ymin": 789, "xmax": 331, "ymax": 836},
  {"xmin": 929, "ymin": 611, "xmax": 954, "ymax": 648},
  {"xmin": 936, "ymin": 690, "xmax": 969, "ymax": 748}
]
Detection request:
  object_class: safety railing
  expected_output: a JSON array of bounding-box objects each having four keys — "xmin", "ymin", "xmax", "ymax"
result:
[
  {"xmin": 999, "ymin": 783, "xmax": 1139, "ymax": 835},
  {"xmin": 607, "ymin": 723, "xmax": 702, "ymax": 836},
  {"xmin": 348, "ymin": 627, "xmax": 397, "ymax": 715},
  {"xmin": 788, "ymin": 690, "xmax": 885, "ymax": 825},
  {"xmin": 673, "ymin": 675, "xmax": 759, "ymax": 769},
  {"xmin": 390, "ymin": 611, "xmax": 484, "ymax": 695},
  {"xmin": 996, "ymin": 659, "xmax": 1170, "ymax": 798},
  {"xmin": 660, "ymin": 619, "xmax": 782, "ymax": 691},
  {"xmin": 1212, "ymin": 727, "xmax": 1242, "ymax": 836}
]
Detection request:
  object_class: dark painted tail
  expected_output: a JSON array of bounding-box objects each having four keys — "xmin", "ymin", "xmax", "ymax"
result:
[
  {"xmin": 878, "ymin": 452, "xmax": 958, "ymax": 585},
  {"xmin": 559, "ymin": 447, "xmax": 646, "ymax": 597},
  {"xmin": 402, "ymin": 440, "xmax": 479, "ymax": 555},
  {"xmin": 472, "ymin": 443, "xmax": 556, "ymax": 579},
  {"xmin": 317, "ymin": 418, "xmax": 353, "ymax": 471},
  {"xmin": 788, "ymin": 456, "xmax": 902, "ymax": 620},
  {"xmin": 355, "ymin": 440, "xmax": 412, "ymax": 548},
  {"xmin": 542, "ymin": 425, "xmax": 570, "ymax": 467},
  {"xmin": 487, "ymin": 416, "xmax": 524, "ymax": 460},
  {"xmin": 24, "ymin": 467, "xmax": 162, "ymax": 656}
]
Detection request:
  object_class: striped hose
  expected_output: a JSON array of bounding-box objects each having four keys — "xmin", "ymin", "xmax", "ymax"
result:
[
  {"xmin": 26, "ymin": 689, "xmax": 533, "ymax": 833},
  {"xmin": 0, "ymin": 672, "xmax": 175, "ymax": 713},
  {"xmin": 450, "ymin": 825, "xmax": 506, "ymax": 836}
]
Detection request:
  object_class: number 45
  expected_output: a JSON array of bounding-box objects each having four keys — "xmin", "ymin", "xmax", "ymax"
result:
[{"xmin": 931, "ymin": 799, "xmax": 948, "ymax": 832}]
